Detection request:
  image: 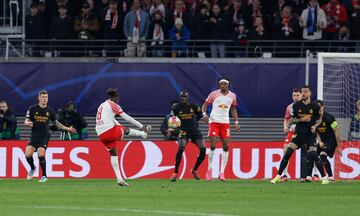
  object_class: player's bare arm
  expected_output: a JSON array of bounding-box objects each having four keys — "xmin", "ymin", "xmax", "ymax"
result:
[
  {"xmin": 24, "ymin": 118, "xmax": 33, "ymax": 128},
  {"xmin": 55, "ymin": 120, "xmax": 76, "ymax": 133},
  {"xmin": 333, "ymin": 127, "xmax": 342, "ymax": 156},
  {"xmin": 230, "ymin": 106, "xmax": 240, "ymax": 132}
]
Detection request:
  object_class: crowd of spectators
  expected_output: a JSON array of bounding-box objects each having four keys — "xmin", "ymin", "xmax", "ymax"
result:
[{"xmin": 24, "ymin": 0, "xmax": 360, "ymax": 57}]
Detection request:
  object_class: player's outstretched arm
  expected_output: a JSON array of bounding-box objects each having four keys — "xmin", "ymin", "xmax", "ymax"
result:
[{"xmin": 55, "ymin": 120, "xmax": 77, "ymax": 133}]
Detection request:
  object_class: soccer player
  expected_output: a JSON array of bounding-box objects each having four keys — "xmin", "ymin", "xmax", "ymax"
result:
[
  {"xmin": 95, "ymin": 88, "xmax": 151, "ymax": 186},
  {"xmin": 271, "ymin": 85, "xmax": 329, "ymax": 185},
  {"xmin": 315, "ymin": 100, "xmax": 342, "ymax": 182},
  {"xmin": 170, "ymin": 91, "xmax": 206, "ymax": 182},
  {"xmin": 25, "ymin": 90, "xmax": 76, "ymax": 183},
  {"xmin": 281, "ymin": 88, "xmax": 301, "ymax": 182},
  {"xmin": 202, "ymin": 78, "xmax": 240, "ymax": 181}
]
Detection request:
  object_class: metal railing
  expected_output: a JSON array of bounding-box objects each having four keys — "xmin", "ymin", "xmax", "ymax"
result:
[{"xmin": 1, "ymin": 38, "xmax": 360, "ymax": 59}]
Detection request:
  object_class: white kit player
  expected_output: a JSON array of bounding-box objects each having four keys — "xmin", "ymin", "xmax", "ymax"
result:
[
  {"xmin": 202, "ymin": 78, "xmax": 240, "ymax": 181},
  {"xmin": 95, "ymin": 88, "xmax": 151, "ymax": 186},
  {"xmin": 281, "ymin": 88, "xmax": 301, "ymax": 182}
]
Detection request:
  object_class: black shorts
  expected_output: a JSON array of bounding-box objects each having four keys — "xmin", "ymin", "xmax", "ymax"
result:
[
  {"xmin": 320, "ymin": 140, "xmax": 337, "ymax": 158},
  {"xmin": 290, "ymin": 133, "xmax": 317, "ymax": 149},
  {"xmin": 178, "ymin": 129, "xmax": 203, "ymax": 143},
  {"xmin": 28, "ymin": 136, "xmax": 50, "ymax": 151}
]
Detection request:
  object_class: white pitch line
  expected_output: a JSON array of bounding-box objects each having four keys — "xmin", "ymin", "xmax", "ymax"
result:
[{"xmin": 0, "ymin": 205, "xmax": 238, "ymax": 216}]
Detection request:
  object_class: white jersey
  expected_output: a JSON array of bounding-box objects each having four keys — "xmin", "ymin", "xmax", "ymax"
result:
[
  {"xmin": 95, "ymin": 100, "xmax": 124, "ymax": 135},
  {"xmin": 205, "ymin": 89, "xmax": 237, "ymax": 124}
]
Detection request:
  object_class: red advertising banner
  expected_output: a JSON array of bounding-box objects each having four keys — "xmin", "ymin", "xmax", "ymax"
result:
[{"xmin": 0, "ymin": 141, "xmax": 358, "ymax": 180}]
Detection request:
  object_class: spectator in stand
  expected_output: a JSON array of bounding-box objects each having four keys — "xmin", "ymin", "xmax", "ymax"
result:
[
  {"xmin": 169, "ymin": 18, "xmax": 191, "ymax": 57},
  {"xmin": 349, "ymin": 0, "xmax": 360, "ymax": 39},
  {"xmin": 209, "ymin": 4, "xmax": 228, "ymax": 58},
  {"xmin": 273, "ymin": 6, "xmax": 300, "ymax": 57},
  {"xmin": 225, "ymin": 0, "xmax": 251, "ymax": 34},
  {"xmin": 142, "ymin": 0, "xmax": 153, "ymax": 13},
  {"xmin": 193, "ymin": 4, "xmax": 211, "ymax": 57},
  {"xmin": 101, "ymin": 0, "xmax": 121, "ymax": 57},
  {"xmin": 148, "ymin": 10, "xmax": 167, "ymax": 57},
  {"xmin": 25, "ymin": 3, "xmax": 48, "ymax": 57},
  {"xmin": 123, "ymin": 0, "xmax": 150, "ymax": 57},
  {"xmin": 288, "ymin": 0, "xmax": 306, "ymax": 16},
  {"xmin": 0, "ymin": 100, "xmax": 19, "ymax": 140},
  {"xmin": 350, "ymin": 100, "xmax": 360, "ymax": 140},
  {"xmin": 74, "ymin": 3, "xmax": 100, "ymax": 40},
  {"xmin": 249, "ymin": 15, "xmax": 269, "ymax": 40},
  {"xmin": 37, "ymin": 1, "xmax": 51, "ymax": 34},
  {"xmin": 57, "ymin": 101, "xmax": 88, "ymax": 140},
  {"xmin": 150, "ymin": 0, "xmax": 167, "ymax": 18},
  {"xmin": 160, "ymin": 100, "xmax": 179, "ymax": 140},
  {"xmin": 249, "ymin": 0, "xmax": 264, "ymax": 24},
  {"xmin": 273, "ymin": 0, "xmax": 288, "ymax": 20},
  {"xmin": 336, "ymin": 25, "xmax": 350, "ymax": 52},
  {"xmin": 299, "ymin": 0, "xmax": 327, "ymax": 40},
  {"xmin": 172, "ymin": 0, "xmax": 193, "ymax": 32},
  {"xmin": 321, "ymin": 0, "xmax": 348, "ymax": 40},
  {"xmin": 273, "ymin": 6, "xmax": 300, "ymax": 40},
  {"xmin": 231, "ymin": 21, "xmax": 249, "ymax": 57},
  {"xmin": 50, "ymin": 4, "xmax": 74, "ymax": 57}
]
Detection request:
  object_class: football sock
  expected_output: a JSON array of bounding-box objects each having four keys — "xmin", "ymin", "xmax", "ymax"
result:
[
  {"xmin": 128, "ymin": 128, "xmax": 146, "ymax": 137},
  {"xmin": 308, "ymin": 151, "xmax": 326, "ymax": 177},
  {"xmin": 38, "ymin": 156, "xmax": 47, "ymax": 177},
  {"xmin": 26, "ymin": 156, "xmax": 35, "ymax": 170},
  {"xmin": 278, "ymin": 147, "xmax": 294, "ymax": 175},
  {"xmin": 208, "ymin": 149, "xmax": 215, "ymax": 171},
  {"xmin": 193, "ymin": 147, "xmax": 206, "ymax": 171},
  {"xmin": 174, "ymin": 146, "xmax": 185, "ymax": 173},
  {"xmin": 320, "ymin": 154, "xmax": 333, "ymax": 177},
  {"xmin": 111, "ymin": 156, "xmax": 124, "ymax": 183},
  {"xmin": 220, "ymin": 151, "xmax": 229, "ymax": 173}
]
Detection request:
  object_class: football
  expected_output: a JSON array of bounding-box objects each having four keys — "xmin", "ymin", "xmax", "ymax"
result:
[{"xmin": 168, "ymin": 116, "xmax": 181, "ymax": 128}]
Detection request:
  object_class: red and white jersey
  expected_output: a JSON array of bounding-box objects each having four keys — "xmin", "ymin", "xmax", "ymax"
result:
[
  {"xmin": 95, "ymin": 100, "xmax": 124, "ymax": 135},
  {"xmin": 205, "ymin": 89, "xmax": 237, "ymax": 124},
  {"xmin": 285, "ymin": 102, "xmax": 296, "ymax": 131}
]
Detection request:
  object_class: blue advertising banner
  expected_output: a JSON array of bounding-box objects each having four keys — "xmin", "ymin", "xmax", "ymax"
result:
[{"xmin": 0, "ymin": 62, "xmax": 317, "ymax": 116}]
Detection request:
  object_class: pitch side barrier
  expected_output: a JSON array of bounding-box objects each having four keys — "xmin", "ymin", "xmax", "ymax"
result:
[{"xmin": 0, "ymin": 141, "xmax": 358, "ymax": 180}]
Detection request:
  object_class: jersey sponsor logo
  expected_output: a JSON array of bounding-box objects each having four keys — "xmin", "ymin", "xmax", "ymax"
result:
[
  {"xmin": 218, "ymin": 104, "xmax": 229, "ymax": 109},
  {"xmin": 120, "ymin": 141, "xmax": 187, "ymax": 179}
]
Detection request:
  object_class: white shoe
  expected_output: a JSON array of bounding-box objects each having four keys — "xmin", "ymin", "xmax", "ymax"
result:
[
  {"xmin": 146, "ymin": 125, "xmax": 152, "ymax": 133},
  {"xmin": 27, "ymin": 169, "xmax": 36, "ymax": 180},
  {"xmin": 38, "ymin": 176, "xmax": 48, "ymax": 183},
  {"xmin": 141, "ymin": 125, "xmax": 152, "ymax": 139}
]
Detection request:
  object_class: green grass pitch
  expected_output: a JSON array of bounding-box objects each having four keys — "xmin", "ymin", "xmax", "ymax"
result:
[{"xmin": 0, "ymin": 179, "xmax": 359, "ymax": 216}]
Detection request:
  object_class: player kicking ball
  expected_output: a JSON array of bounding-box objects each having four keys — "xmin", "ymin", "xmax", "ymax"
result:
[{"xmin": 95, "ymin": 89, "xmax": 151, "ymax": 186}]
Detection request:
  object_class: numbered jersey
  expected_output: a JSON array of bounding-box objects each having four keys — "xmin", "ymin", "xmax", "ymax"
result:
[
  {"xmin": 95, "ymin": 100, "xmax": 124, "ymax": 135},
  {"xmin": 205, "ymin": 89, "xmax": 237, "ymax": 124}
]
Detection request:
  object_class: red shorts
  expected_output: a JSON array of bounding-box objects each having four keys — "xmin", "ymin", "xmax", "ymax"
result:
[
  {"xmin": 208, "ymin": 123, "xmax": 230, "ymax": 139},
  {"xmin": 284, "ymin": 130, "xmax": 294, "ymax": 144},
  {"xmin": 99, "ymin": 125, "xmax": 125, "ymax": 151}
]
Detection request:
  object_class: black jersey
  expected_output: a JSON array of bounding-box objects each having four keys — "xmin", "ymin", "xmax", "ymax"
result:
[
  {"xmin": 172, "ymin": 102, "xmax": 202, "ymax": 132},
  {"xmin": 317, "ymin": 111, "xmax": 337, "ymax": 142},
  {"xmin": 291, "ymin": 100, "xmax": 321, "ymax": 135},
  {"xmin": 26, "ymin": 104, "xmax": 56, "ymax": 139}
]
